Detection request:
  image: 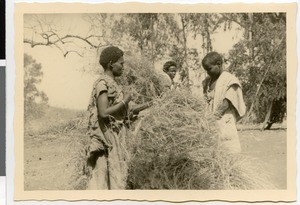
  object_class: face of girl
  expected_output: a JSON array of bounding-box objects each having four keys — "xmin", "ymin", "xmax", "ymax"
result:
[
  {"xmin": 111, "ymin": 56, "xmax": 124, "ymax": 77},
  {"xmin": 203, "ymin": 62, "xmax": 222, "ymax": 79},
  {"xmin": 167, "ymin": 66, "xmax": 177, "ymax": 80}
]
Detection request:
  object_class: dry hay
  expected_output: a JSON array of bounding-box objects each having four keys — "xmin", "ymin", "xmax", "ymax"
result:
[
  {"xmin": 126, "ymin": 89, "xmax": 275, "ymax": 190},
  {"xmin": 207, "ymin": 150, "xmax": 275, "ymax": 190},
  {"xmin": 117, "ymin": 55, "xmax": 168, "ymax": 104},
  {"xmin": 61, "ymin": 113, "xmax": 90, "ymax": 190}
]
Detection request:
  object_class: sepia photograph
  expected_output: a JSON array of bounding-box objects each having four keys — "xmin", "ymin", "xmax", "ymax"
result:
[{"xmin": 14, "ymin": 2, "xmax": 297, "ymax": 202}]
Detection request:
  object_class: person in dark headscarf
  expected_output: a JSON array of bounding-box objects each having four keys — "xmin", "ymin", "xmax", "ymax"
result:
[{"xmin": 86, "ymin": 46, "xmax": 151, "ymax": 190}]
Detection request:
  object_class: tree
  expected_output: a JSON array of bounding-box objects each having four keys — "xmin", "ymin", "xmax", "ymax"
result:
[
  {"xmin": 24, "ymin": 53, "xmax": 48, "ymax": 121},
  {"xmin": 106, "ymin": 13, "xmax": 179, "ymax": 62},
  {"xmin": 227, "ymin": 13, "xmax": 286, "ymax": 127},
  {"xmin": 169, "ymin": 13, "xmax": 226, "ymax": 86},
  {"xmin": 25, "ymin": 14, "xmax": 260, "ymax": 96},
  {"xmin": 24, "ymin": 14, "xmax": 109, "ymax": 58}
]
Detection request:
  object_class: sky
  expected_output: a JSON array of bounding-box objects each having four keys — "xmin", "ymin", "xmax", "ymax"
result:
[{"xmin": 24, "ymin": 14, "xmax": 243, "ymax": 110}]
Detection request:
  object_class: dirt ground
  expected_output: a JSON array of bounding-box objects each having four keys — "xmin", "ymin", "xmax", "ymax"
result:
[
  {"xmin": 238, "ymin": 123, "xmax": 287, "ymax": 189},
  {"xmin": 24, "ymin": 133, "xmax": 71, "ymax": 190},
  {"xmin": 24, "ymin": 120, "xmax": 287, "ymax": 190}
]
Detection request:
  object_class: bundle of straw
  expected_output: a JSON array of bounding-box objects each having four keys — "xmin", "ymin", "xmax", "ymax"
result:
[
  {"xmin": 62, "ymin": 113, "xmax": 90, "ymax": 190},
  {"xmin": 117, "ymin": 56, "xmax": 169, "ymax": 104},
  {"xmin": 126, "ymin": 89, "xmax": 275, "ymax": 190}
]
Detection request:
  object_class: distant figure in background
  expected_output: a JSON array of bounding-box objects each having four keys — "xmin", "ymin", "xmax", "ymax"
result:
[
  {"xmin": 162, "ymin": 60, "xmax": 178, "ymax": 90},
  {"xmin": 86, "ymin": 46, "xmax": 151, "ymax": 190},
  {"xmin": 202, "ymin": 52, "xmax": 246, "ymax": 153}
]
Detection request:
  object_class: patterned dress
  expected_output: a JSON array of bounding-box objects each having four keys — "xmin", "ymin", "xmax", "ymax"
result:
[{"xmin": 86, "ymin": 74, "xmax": 128, "ymax": 190}]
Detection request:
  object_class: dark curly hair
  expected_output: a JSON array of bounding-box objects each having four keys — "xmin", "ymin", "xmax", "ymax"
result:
[
  {"xmin": 163, "ymin": 60, "xmax": 177, "ymax": 73},
  {"xmin": 202, "ymin": 52, "xmax": 223, "ymax": 68},
  {"xmin": 99, "ymin": 46, "xmax": 124, "ymax": 70}
]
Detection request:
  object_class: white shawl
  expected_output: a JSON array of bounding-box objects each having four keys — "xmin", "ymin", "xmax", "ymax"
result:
[{"xmin": 213, "ymin": 71, "xmax": 246, "ymax": 119}]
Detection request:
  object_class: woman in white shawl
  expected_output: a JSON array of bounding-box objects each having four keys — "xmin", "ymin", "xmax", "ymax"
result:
[{"xmin": 202, "ymin": 52, "xmax": 246, "ymax": 153}]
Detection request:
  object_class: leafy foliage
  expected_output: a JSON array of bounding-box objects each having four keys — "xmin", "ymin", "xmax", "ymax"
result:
[
  {"xmin": 24, "ymin": 13, "xmax": 287, "ymax": 124},
  {"xmin": 25, "ymin": 13, "xmax": 223, "ymax": 83},
  {"xmin": 227, "ymin": 13, "xmax": 286, "ymax": 123},
  {"xmin": 24, "ymin": 54, "xmax": 48, "ymax": 121}
]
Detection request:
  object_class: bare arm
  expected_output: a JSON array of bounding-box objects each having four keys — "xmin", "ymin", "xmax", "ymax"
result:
[
  {"xmin": 214, "ymin": 99, "xmax": 230, "ymax": 119},
  {"xmin": 130, "ymin": 101, "xmax": 153, "ymax": 115},
  {"xmin": 97, "ymin": 91, "xmax": 131, "ymax": 119}
]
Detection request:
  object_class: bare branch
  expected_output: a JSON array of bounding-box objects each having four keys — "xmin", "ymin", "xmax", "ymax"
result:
[
  {"xmin": 24, "ymin": 39, "xmax": 49, "ymax": 47},
  {"xmin": 86, "ymin": 35, "xmax": 103, "ymax": 40},
  {"xmin": 24, "ymin": 33, "xmax": 103, "ymax": 49},
  {"xmin": 51, "ymin": 43, "xmax": 83, "ymax": 58},
  {"xmin": 25, "ymin": 32, "xmax": 110, "ymax": 58},
  {"xmin": 63, "ymin": 50, "xmax": 83, "ymax": 58},
  {"xmin": 51, "ymin": 43, "xmax": 67, "ymax": 57},
  {"xmin": 62, "ymin": 35, "xmax": 99, "ymax": 48},
  {"xmin": 220, "ymin": 14, "xmax": 247, "ymax": 29}
]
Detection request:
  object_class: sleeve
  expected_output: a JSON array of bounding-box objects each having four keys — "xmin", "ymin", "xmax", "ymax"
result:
[
  {"xmin": 225, "ymin": 84, "xmax": 246, "ymax": 118},
  {"xmin": 158, "ymin": 72, "xmax": 172, "ymax": 90},
  {"xmin": 94, "ymin": 80, "xmax": 108, "ymax": 98}
]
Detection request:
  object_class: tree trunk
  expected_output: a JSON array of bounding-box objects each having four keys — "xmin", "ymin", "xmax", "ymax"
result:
[
  {"xmin": 150, "ymin": 15, "xmax": 156, "ymax": 63},
  {"xmin": 204, "ymin": 14, "xmax": 212, "ymax": 53},
  {"xmin": 248, "ymin": 13, "xmax": 254, "ymax": 59},
  {"xmin": 180, "ymin": 14, "xmax": 190, "ymax": 87},
  {"xmin": 242, "ymin": 60, "xmax": 273, "ymax": 124},
  {"xmin": 242, "ymin": 38, "xmax": 284, "ymax": 124},
  {"xmin": 260, "ymin": 100, "xmax": 273, "ymax": 131},
  {"xmin": 264, "ymin": 122, "xmax": 273, "ymax": 130}
]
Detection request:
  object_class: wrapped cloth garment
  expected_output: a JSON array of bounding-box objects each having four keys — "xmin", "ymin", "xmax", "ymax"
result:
[
  {"xmin": 203, "ymin": 71, "xmax": 246, "ymax": 153},
  {"xmin": 155, "ymin": 69, "xmax": 173, "ymax": 91},
  {"xmin": 86, "ymin": 74, "xmax": 129, "ymax": 190}
]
